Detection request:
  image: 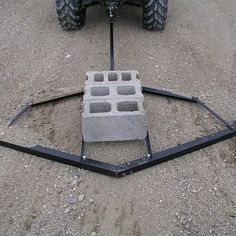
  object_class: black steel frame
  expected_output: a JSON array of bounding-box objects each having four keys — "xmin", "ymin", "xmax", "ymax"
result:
[
  {"xmin": 1, "ymin": 86, "xmax": 236, "ymax": 177},
  {"xmin": 1, "ymin": 8, "xmax": 235, "ymax": 177}
]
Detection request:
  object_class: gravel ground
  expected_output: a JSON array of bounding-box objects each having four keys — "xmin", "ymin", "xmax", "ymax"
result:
[{"xmin": 0, "ymin": 0, "xmax": 236, "ymax": 235}]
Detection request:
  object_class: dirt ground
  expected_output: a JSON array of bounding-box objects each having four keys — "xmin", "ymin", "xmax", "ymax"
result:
[{"xmin": 0, "ymin": 0, "xmax": 236, "ymax": 235}]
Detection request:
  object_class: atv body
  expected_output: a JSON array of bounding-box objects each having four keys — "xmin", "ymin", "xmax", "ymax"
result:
[{"xmin": 56, "ymin": 0, "xmax": 168, "ymax": 31}]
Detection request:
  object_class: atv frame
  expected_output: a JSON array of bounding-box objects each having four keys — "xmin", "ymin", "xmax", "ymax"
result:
[{"xmin": 81, "ymin": 0, "xmax": 142, "ymax": 8}]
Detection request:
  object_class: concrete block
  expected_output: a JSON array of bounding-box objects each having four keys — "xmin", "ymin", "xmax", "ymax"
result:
[{"xmin": 82, "ymin": 70, "xmax": 147, "ymax": 142}]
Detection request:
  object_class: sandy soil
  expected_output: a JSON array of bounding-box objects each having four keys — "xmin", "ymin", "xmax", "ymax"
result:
[{"xmin": 0, "ymin": 0, "xmax": 236, "ymax": 235}]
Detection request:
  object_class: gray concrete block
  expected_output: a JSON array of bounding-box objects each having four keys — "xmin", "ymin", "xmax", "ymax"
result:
[{"xmin": 82, "ymin": 70, "xmax": 147, "ymax": 142}]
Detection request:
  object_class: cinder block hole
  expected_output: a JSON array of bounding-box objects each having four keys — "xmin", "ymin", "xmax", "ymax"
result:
[
  {"xmin": 117, "ymin": 86, "xmax": 136, "ymax": 95},
  {"xmin": 94, "ymin": 73, "xmax": 104, "ymax": 82},
  {"xmin": 108, "ymin": 72, "xmax": 118, "ymax": 81},
  {"xmin": 90, "ymin": 102, "xmax": 111, "ymax": 113},
  {"xmin": 117, "ymin": 101, "xmax": 138, "ymax": 112},
  {"xmin": 122, "ymin": 72, "xmax": 132, "ymax": 81},
  {"xmin": 91, "ymin": 87, "xmax": 109, "ymax": 96}
]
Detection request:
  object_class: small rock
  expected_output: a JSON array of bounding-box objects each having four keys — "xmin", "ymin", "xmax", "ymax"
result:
[
  {"xmin": 185, "ymin": 224, "xmax": 190, "ymax": 229},
  {"xmin": 64, "ymin": 207, "xmax": 70, "ymax": 214},
  {"xmin": 66, "ymin": 54, "xmax": 71, "ymax": 59},
  {"xmin": 58, "ymin": 188, "xmax": 63, "ymax": 194},
  {"xmin": 89, "ymin": 199, "xmax": 94, "ymax": 204},
  {"xmin": 69, "ymin": 197, "xmax": 77, "ymax": 205},
  {"xmin": 62, "ymin": 203, "xmax": 68, "ymax": 208},
  {"xmin": 91, "ymin": 232, "xmax": 97, "ymax": 236},
  {"xmin": 52, "ymin": 231, "xmax": 62, "ymax": 236},
  {"xmin": 39, "ymin": 220, "xmax": 48, "ymax": 228},
  {"xmin": 148, "ymin": 56, "xmax": 154, "ymax": 60},
  {"xmin": 78, "ymin": 194, "xmax": 84, "ymax": 202},
  {"xmin": 9, "ymin": 217, "xmax": 14, "ymax": 224},
  {"xmin": 229, "ymin": 211, "xmax": 236, "ymax": 218}
]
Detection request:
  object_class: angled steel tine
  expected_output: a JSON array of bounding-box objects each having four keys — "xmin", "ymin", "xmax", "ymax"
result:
[
  {"xmin": 8, "ymin": 102, "xmax": 32, "ymax": 127},
  {"xmin": 8, "ymin": 89, "xmax": 84, "ymax": 127}
]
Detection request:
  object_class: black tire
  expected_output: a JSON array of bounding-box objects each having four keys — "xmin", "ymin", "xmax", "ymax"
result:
[
  {"xmin": 143, "ymin": 0, "xmax": 168, "ymax": 31},
  {"xmin": 56, "ymin": 0, "xmax": 86, "ymax": 31}
]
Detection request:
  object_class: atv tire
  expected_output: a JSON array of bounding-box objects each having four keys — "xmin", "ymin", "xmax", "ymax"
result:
[
  {"xmin": 143, "ymin": 0, "xmax": 168, "ymax": 31},
  {"xmin": 56, "ymin": 0, "xmax": 86, "ymax": 31}
]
